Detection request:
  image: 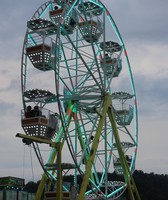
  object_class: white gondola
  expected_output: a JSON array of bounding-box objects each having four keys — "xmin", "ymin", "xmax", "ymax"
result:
[
  {"xmin": 100, "ymin": 41, "xmax": 122, "ymax": 53},
  {"xmin": 27, "ymin": 18, "xmax": 57, "ymax": 36},
  {"xmin": 114, "ymin": 105, "xmax": 133, "ymax": 126},
  {"xmin": 26, "ymin": 18, "xmax": 57, "ymax": 71},
  {"xmin": 112, "ymin": 92, "xmax": 134, "ymax": 126},
  {"xmin": 45, "ymin": 191, "xmax": 75, "ymax": 200},
  {"xmin": 54, "ymin": 0, "xmax": 79, "ymax": 6},
  {"xmin": 49, "ymin": 5, "xmax": 77, "ymax": 35},
  {"xmin": 21, "ymin": 107, "xmax": 59, "ymax": 140},
  {"xmin": 26, "ymin": 42, "xmax": 56, "ymax": 71},
  {"xmin": 78, "ymin": 1, "xmax": 103, "ymax": 16},
  {"xmin": 78, "ymin": 19, "xmax": 102, "ymax": 43},
  {"xmin": 100, "ymin": 54, "xmax": 122, "ymax": 78},
  {"xmin": 113, "ymin": 155, "xmax": 133, "ymax": 175},
  {"xmin": 21, "ymin": 89, "xmax": 59, "ymax": 140}
]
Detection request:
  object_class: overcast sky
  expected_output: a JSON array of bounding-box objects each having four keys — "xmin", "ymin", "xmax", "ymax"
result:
[{"xmin": 0, "ymin": 0, "xmax": 168, "ymax": 183}]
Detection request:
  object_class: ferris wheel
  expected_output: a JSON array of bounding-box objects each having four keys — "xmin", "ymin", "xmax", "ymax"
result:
[{"xmin": 19, "ymin": 0, "xmax": 140, "ymax": 199}]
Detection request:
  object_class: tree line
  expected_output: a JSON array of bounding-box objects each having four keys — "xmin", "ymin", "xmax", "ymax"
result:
[{"xmin": 25, "ymin": 170, "xmax": 168, "ymax": 200}]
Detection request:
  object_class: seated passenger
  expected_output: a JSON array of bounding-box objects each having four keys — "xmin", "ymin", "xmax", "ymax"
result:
[
  {"xmin": 49, "ymin": 114, "xmax": 57, "ymax": 129},
  {"xmin": 33, "ymin": 105, "xmax": 42, "ymax": 117},
  {"xmin": 46, "ymin": 113, "xmax": 59, "ymax": 138},
  {"xmin": 126, "ymin": 155, "xmax": 131, "ymax": 163},
  {"xmin": 25, "ymin": 105, "xmax": 34, "ymax": 118}
]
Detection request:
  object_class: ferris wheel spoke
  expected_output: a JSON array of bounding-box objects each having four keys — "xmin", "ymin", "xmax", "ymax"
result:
[
  {"xmin": 60, "ymin": 44, "xmax": 76, "ymax": 91},
  {"xmin": 31, "ymin": 2, "xmax": 51, "ymax": 19},
  {"xmin": 91, "ymin": 43, "xmax": 104, "ymax": 87},
  {"xmin": 63, "ymin": 31, "xmax": 104, "ymax": 91}
]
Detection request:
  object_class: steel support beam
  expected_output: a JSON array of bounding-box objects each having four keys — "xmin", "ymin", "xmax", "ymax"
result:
[
  {"xmin": 77, "ymin": 94, "xmax": 111, "ymax": 200},
  {"xmin": 107, "ymin": 102, "xmax": 141, "ymax": 200},
  {"xmin": 56, "ymin": 142, "xmax": 62, "ymax": 200}
]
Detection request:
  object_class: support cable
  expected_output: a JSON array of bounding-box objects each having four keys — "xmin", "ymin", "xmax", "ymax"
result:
[{"xmin": 30, "ymin": 144, "xmax": 35, "ymax": 182}]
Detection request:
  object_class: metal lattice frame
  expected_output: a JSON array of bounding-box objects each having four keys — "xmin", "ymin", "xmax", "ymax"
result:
[{"xmin": 20, "ymin": 1, "xmax": 139, "ymax": 199}]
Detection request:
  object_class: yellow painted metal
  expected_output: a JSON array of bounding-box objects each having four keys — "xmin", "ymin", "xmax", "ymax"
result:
[
  {"xmin": 18, "ymin": 96, "xmax": 141, "ymax": 200},
  {"xmin": 34, "ymin": 104, "xmax": 73, "ymax": 200},
  {"xmin": 73, "ymin": 113, "xmax": 95, "ymax": 184},
  {"xmin": 35, "ymin": 173, "xmax": 48, "ymax": 200},
  {"xmin": 107, "ymin": 101, "xmax": 141, "ymax": 200},
  {"xmin": 16, "ymin": 133, "xmax": 57, "ymax": 147},
  {"xmin": 73, "ymin": 113, "xmax": 86, "ymax": 162},
  {"xmin": 77, "ymin": 94, "xmax": 111, "ymax": 200},
  {"xmin": 17, "ymin": 102, "xmax": 73, "ymax": 200},
  {"xmin": 34, "ymin": 142, "xmax": 63, "ymax": 200},
  {"xmin": 77, "ymin": 94, "xmax": 141, "ymax": 200},
  {"xmin": 16, "ymin": 133, "xmax": 57, "ymax": 200},
  {"xmin": 56, "ymin": 142, "xmax": 62, "ymax": 200},
  {"xmin": 34, "ymin": 150, "xmax": 57, "ymax": 200}
]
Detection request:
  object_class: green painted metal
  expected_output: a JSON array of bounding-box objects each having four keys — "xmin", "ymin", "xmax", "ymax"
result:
[
  {"xmin": 20, "ymin": 1, "xmax": 140, "ymax": 199},
  {"xmin": 34, "ymin": 104, "xmax": 74, "ymax": 200}
]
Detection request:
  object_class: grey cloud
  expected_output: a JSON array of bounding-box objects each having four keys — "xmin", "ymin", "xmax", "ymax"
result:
[
  {"xmin": 135, "ymin": 74, "xmax": 168, "ymax": 119},
  {"xmin": 0, "ymin": 0, "xmax": 167, "ymax": 178},
  {"xmin": 7, "ymin": 78, "xmax": 21, "ymax": 92},
  {"xmin": 0, "ymin": 72, "xmax": 20, "ymax": 92},
  {"xmin": 0, "ymin": 101, "xmax": 16, "ymax": 115},
  {"xmin": 0, "ymin": 0, "xmax": 45, "ymax": 59},
  {"xmin": 103, "ymin": 0, "xmax": 168, "ymax": 43}
]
